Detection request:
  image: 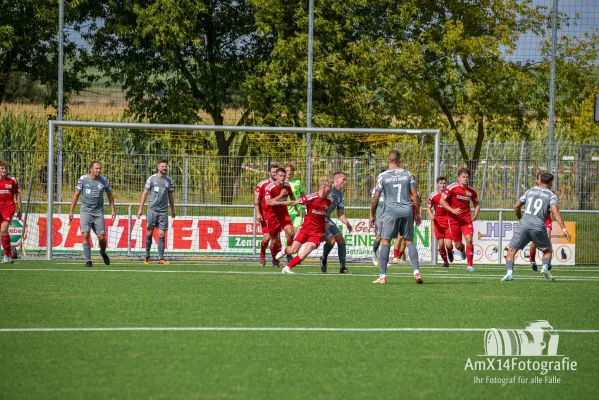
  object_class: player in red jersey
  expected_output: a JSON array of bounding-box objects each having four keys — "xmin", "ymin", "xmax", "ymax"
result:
[
  {"xmin": 426, "ymin": 176, "xmax": 454, "ymax": 268},
  {"xmin": 439, "ymin": 168, "xmax": 480, "ymax": 272},
  {"xmin": 275, "ymin": 177, "xmax": 333, "ymax": 273},
  {"xmin": 0, "ymin": 160, "xmax": 22, "ymax": 263},
  {"xmin": 392, "ymin": 190, "xmax": 422, "ymax": 264},
  {"xmin": 254, "ymin": 164, "xmax": 279, "ymax": 266},
  {"xmin": 264, "ymin": 168, "xmax": 300, "ymax": 266},
  {"xmin": 529, "ymin": 172, "xmax": 554, "ymax": 272}
]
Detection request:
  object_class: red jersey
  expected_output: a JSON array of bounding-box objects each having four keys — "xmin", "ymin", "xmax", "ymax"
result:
[
  {"xmin": 0, "ymin": 175, "xmax": 20, "ymax": 204},
  {"xmin": 264, "ymin": 181, "xmax": 292, "ymax": 217},
  {"xmin": 254, "ymin": 179, "xmax": 271, "ymax": 216},
  {"xmin": 298, "ymin": 193, "xmax": 332, "ymax": 234},
  {"xmin": 427, "ymin": 191, "xmax": 447, "ymax": 220},
  {"xmin": 442, "ymin": 183, "xmax": 478, "ymax": 222}
]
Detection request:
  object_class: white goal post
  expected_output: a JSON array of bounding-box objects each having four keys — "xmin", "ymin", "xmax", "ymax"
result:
[{"xmin": 44, "ymin": 120, "xmax": 441, "ymax": 262}]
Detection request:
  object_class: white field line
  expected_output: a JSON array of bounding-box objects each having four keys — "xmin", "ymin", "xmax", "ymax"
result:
[
  {"xmin": 0, "ymin": 327, "xmax": 598, "ymax": 333},
  {"xmin": 1, "ymin": 268, "xmax": 599, "ymax": 281}
]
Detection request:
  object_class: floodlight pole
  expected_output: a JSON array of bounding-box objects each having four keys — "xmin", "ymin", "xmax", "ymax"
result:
[
  {"xmin": 548, "ymin": 0, "xmax": 558, "ymax": 173},
  {"xmin": 305, "ymin": 0, "xmax": 315, "ymax": 193},
  {"xmin": 56, "ymin": 0, "xmax": 64, "ymax": 207}
]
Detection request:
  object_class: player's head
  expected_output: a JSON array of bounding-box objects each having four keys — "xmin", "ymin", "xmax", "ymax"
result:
[
  {"xmin": 89, "ymin": 161, "xmax": 102, "ymax": 177},
  {"xmin": 539, "ymin": 172, "xmax": 554, "ymax": 188},
  {"xmin": 284, "ymin": 163, "xmax": 295, "ymax": 180},
  {"xmin": 387, "ymin": 150, "xmax": 401, "ymax": 168},
  {"xmin": 333, "ymin": 172, "xmax": 346, "ymax": 188},
  {"xmin": 436, "ymin": 176, "xmax": 447, "ymax": 191},
  {"xmin": 457, "ymin": 168, "xmax": 471, "ymax": 186},
  {"xmin": 157, "ymin": 159, "xmax": 168, "ymax": 175},
  {"xmin": 318, "ymin": 177, "xmax": 333, "ymax": 197},
  {"xmin": 0, "ymin": 160, "xmax": 8, "ymax": 178},
  {"xmin": 275, "ymin": 167, "xmax": 286, "ymax": 184},
  {"xmin": 269, "ymin": 163, "xmax": 279, "ymax": 180}
]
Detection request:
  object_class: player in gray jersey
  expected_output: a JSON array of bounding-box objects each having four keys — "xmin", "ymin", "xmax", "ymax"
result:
[
  {"xmin": 137, "ymin": 160, "xmax": 176, "ymax": 264},
  {"xmin": 369, "ymin": 150, "xmax": 422, "ymax": 284},
  {"xmin": 370, "ymin": 169, "xmax": 387, "ymax": 266},
  {"xmin": 502, "ymin": 172, "xmax": 571, "ymax": 282},
  {"xmin": 320, "ymin": 172, "xmax": 353, "ymax": 273},
  {"xmin": 68, "ymin": 161, "xmax": 116, "ymax": 267}
]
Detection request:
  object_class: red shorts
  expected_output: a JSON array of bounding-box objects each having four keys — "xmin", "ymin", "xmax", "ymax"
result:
[
  {"xmin": 266, "ymin": 214, "xmax": 293, "ymax": 236},
  {"xmin": 447, "ymin": 218, "xmax": 474, "ymax": 242},
  {"xmin": 433, "ymin": 218, "xmax": 453, "ymax": 241},
  {"xmin": 0, "ymin": 203, "xmax": 15, "ymax": 224},
  {"xmin": 294, "ymin": 227, "xmax": 324, "ymax": 247},
  {"xmin": 545, "ymin": 213, "xmax": 552, "ymax": 230}
]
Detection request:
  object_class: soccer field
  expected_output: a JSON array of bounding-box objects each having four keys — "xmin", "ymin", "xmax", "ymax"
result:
[{"xmin": 1, "ymin": 260, "xmax": 598, "ymax": 399}]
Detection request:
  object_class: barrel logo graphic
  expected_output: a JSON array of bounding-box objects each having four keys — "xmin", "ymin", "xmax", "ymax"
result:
[{"xmin": 8, "ymin": 218, "xmax": 23, "ymax": 248}]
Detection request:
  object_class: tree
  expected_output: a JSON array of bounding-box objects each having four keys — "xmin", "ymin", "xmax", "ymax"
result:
[{"xmin": 75, "ymin": 0, "xmax": 270, "ymax": 203}]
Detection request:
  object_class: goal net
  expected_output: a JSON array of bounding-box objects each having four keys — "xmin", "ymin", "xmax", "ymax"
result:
[{"xmin": 14, "ymin": 122, "xmax": 440, "ymax": 263}]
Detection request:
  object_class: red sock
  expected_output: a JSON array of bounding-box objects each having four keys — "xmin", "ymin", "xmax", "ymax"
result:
[
  {"xmin": 270, "ymin": 243, "xmax": 278, "ymax": 259},
  {"xmin": 287, "ymin": 256, "xmax": 302, "ymax": 268},
  {"xmin": 287, "ymin": 237, "xmax": 293, "ymax": 247},
  {"xmin": 260, "ymin": 240, "xmax": 268, "ymax": 256},
  {"xmin": 398, "ymin": 251, "xmax": 404, "ymax": 260},
  {"xmin": 393, "ymin": 249, "xmax": 399, "ymax": 258},
  {"xmin": 530, "ymin": 249, "xmax": 536, "ymax": 263},
  {"xmin": 1, "ymin": 235, "xmax": 10, "ymax": 257},
  {"xmin": 275, "ymin": 240, "xmax": 282, "ymax": 253},
  {"xmin": 439, "ymin": 247, "xmax": 449, "ymax": 264},
  {"xmin": 466, "ymin": 245, "xmax": 474, "ymax": 267}
]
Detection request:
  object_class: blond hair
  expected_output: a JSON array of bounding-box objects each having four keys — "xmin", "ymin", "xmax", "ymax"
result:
[{"xmin": 319, "ymin": 177, "xmax": 332, "ymax": 187}]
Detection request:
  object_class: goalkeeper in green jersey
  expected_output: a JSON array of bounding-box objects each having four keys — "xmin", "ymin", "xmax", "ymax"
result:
[{"xmin": 284, "ymin": 163, "xmax": 306, "ymax": 235}]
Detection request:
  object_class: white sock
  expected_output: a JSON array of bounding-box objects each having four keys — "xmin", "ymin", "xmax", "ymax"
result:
[
  {"xmin": 413, "ymin": 269, "xmax": 420, "ymax": 276},
  {"xmin": 381, "ymin": 274, "xmax": 386, "ymax": 278}
]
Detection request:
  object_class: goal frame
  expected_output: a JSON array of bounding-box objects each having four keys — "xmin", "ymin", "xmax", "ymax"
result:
[{"xmin": 46, "ymin": 120, "xmax": 441, "ymax": 262}]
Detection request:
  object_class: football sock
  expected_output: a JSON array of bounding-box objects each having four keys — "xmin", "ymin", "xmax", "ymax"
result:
[
  {"xmin": 1, "ymin": 235, "xmax": 10, "ymax": 257},
  {"xmin": 275, "ymin": 240, "xmax": 282, "ymax": 254},
  {"xmin": 158, "ymin": 237, "xmax": 165, "ymax": 259},
  {"xmin": 287, "ymin": 256, "xmax": 302, "ymax": 268},
  {"xmin": 439, "ymin": 247, "xmax": 449, "ymax": 264},
  {"xmin": 322, "ymin": 242, "xmax": 333, "ymax": 261},
  {"xmin": 99, "ymin": 238, "xmax": 106, "ymax": 254},
  {"xmin": 338, "ymin": 243, "xmax": 347, "ymax": 269},
  {"xmin": 542, "ymin": 257, "xmax": 551, "ymax": 271},
  {"xmin": 506, "ymin": 260, "xmax": 514, "ymax": 274},
  {"xmin": 466, "ymin": 245, "xmax": 474, "ymax": 266},
  {"xmin": 393, "ymin": 248, "xmax": 399, "ymax": 258},
  {"xmin": 379, "ymin": 244, "xmax": 390, "ymax": 277},
  {"xmin": 270, "ymin": 242, "xmax": 278, "ymax": 259},
  {"xmin": 145, "ymin": 235, "xmax": 152, "ymax": 257},
  {"xmin": 398, "ymin": 250, "xmax": 404, "ymax": 260},
  {"xmin": 260, "ymin": 240, "xmax": 268, "ymax": 256},
  {"xmin": 530, "ymin": 250, "xmax": 536, "ymax": 263},
  {"xmin": 407, "ymin": 243, "xmax": 419, "ymax": 270},
  {"xmin": 83, "ymin": 243, "xmax": 91, "ymax": 261},
  {"xmin": 372, "ymin": 240, "xmax": 380, "ymax": 253}
]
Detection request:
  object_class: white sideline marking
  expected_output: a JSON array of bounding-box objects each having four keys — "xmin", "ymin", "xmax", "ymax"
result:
[
  {"xmin": 0, "ymin": 327, "xmax": 598, "ymax": 333},
  {"xmin": 2, "ymin": 268, "xmax": 599, "ymax": 281}
]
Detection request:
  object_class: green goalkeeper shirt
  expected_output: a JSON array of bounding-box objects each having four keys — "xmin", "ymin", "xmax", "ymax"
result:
[{"xmin": 287, "ymin": 178, "xmax": 305, "ymax": 216}]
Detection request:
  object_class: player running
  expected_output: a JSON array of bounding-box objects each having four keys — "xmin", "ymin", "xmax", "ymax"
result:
[
  {"xmin": 264, "ymin": 168, "xmax": 300, "ymax": 265},
  {"xmin": 426, "ymin": 176, "xmax": 454, "ymax": 268},
  {"xmin": 320, "ymin": 172, "xmax": 353, "ymax": 274},
  {"xmin": 137, "ymin": 160, "xmax": 175, "ymax": 265},
  {"xmin": 275, "ymin": 178, "xmax": 333, "ymax": 273},
  {"xmin": 254, "ymin": 163, "xmax": 280, "ymax": 266},
  {"xmin": 371, "ymin": 169, "xmax": 387, "ymax": 266},
  {"xmin": 369, "ymin": 150, "xmax": 423, "ymax": 284},
  {"xmin": 529, "ymin": 172, "xmax": 553, "ymax": 272},
  {"xmin": 68, "ymin": 161, "xmax": 116, "ymax": 267},
  {"xmin": 0, "ymin": 160, "xmax": 21, "ymax": 264},
  {"xmin": 439, "ymin": 168, "xmax": 480, "ymax": 272},
  {"xmin": 502, "ymin": 172, "xmax": 570, "ymax": 281}
]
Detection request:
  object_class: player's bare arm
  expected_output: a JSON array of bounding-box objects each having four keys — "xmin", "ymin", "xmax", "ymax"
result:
[
  {"xmin": 472, "ymin": 202, "xmax": 481, "ymax": 221},
  {"xmin": 439, "ymin": 197, "xmax": 460, "ymax": 216},
  {"xmin": 137, "ymin": 189, "xmax": 149, "ymax": 218},
  {"xmin": 337, "ymin": 209, "xmax": 352, "ymax": 233},
  {"xmin": 254, "ymin": 194, "xmax": 263, "ymax": 223},
  {"xmin": 168, "ymin": 191, "xmax": 176, "ymax": 218},
  {"xmin": 551, "ymin": 205, "xmax": 571, "ymax": 242},
  {"xmin": 426, "ymin": 205, "xmax": 434, "ymax": 221},
  {"xmin": 411, "ymin": 186, "xmax": 422, "ymax": 226},
  {"xmin": 15, "ymin": 191, "xmax": 22, "ymax": 220},
  {"xmin": 513, "ymin": 201, "xmax": 523, "ymax": 220},
  {"xmin": 369, "ymin": 190, "xmax": 381, "ymax": 228},
  {"xmin": 68, "ymin": 191, "xmax": 81, "ymax": 222},
  {"xmin": 288, "ymin": 191, "xmax": 300, "ymax": 215},
  {"xmin": 107, "ymin": 191, "xmax": 116, "ymax": 220}
]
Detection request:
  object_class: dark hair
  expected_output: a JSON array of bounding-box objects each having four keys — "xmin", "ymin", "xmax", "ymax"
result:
[
  {"xmin": 89, "ymin": 161, "xmax": 101, "ymax": 169},
  {"xmin": 436, "ymin": 176, "xmax": 447, "ymax": 183},
  {"xmin": 276, "ymin": 167, "xmax": 287, "ymax": 175},
  {"xmin": 388, "ymin": 150, "xmax": 401, "ymax": 164},
  {"xmin": 540, "ymin": 172, "xmax": 554, "ymax": 185},
  {"xmin": 457, "ymin": 168, "xmax": 471, "ymax": 178},
  {"xmin": 0, "ymin": 160, "xmax": 8, "ymax": 169},
  {"xmin": 333, "ymin": 171, "xmax": 345, "ymax": 179},
  {"xmin": 157, "ymin": 159, "xmax": 168, "ymax": 165},
  {"xmin": 269, "ymin": 163, "xmax": 279, "ymax": 171}
]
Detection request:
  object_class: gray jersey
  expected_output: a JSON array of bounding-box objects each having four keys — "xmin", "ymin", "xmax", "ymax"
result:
[
  {"xmin": 325, "ymin": 185, "xmax": 345, "ymax": 224},
  {"xmin": 145, "ymin": 174, "xmax": 174, "ymax": 213},
  {"xmin": 76, "ymin": 174, "xmax": 111, "ymax": 214},
  {"xmin": 518, "ymin": 187, "xmax": 557, "ymax": 230},
  {"xmin": 371, "ymin": 187, "xmax": 385, "ymax": 218},
  {"xmin": 375, "ymin": 168, "xmax": 416, "ymax": 216}
]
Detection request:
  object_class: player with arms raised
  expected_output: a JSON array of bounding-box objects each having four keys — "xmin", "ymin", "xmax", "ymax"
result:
[
  {"xmin": 68, "ymin": 161, "xmax": 116, "ymax": 267},
  {"xmin": 439, "ymin": 168, "xmax": 480, "ymax": 272},
  {"xmin": 0, "ymin": 160, "xmax": 21, "ymax": 264},
  {"xmin": 369, "ymin": 151, "xmax": 422, "ymax": 284},
  {"xmin": 254, "ymin": 164, "xmax": 279, "ymax": 266},
  {"xmin": 502, "ymin": 172, "xmax": 570, "ymax": 281},
  {"xmin": 275, "ymin": 177, "xmax": 332, "ymax": 273},
  {"xmin": 427, "ymin": 176, "xmax": 454, "ymax": 268}
]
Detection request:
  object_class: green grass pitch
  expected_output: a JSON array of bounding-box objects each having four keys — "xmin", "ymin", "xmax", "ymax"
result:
[{"xmin": 1, "ymin": 260, "xmax": 598, "ymax": 399}]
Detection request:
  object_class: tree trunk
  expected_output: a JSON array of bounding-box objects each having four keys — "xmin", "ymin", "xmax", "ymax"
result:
[{"xmin": 467, "ymin": 116, "xmax": 485, "ymax": 175}]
